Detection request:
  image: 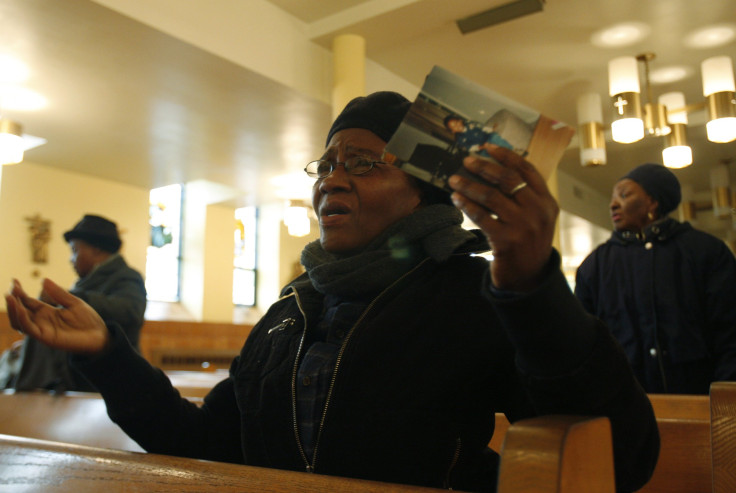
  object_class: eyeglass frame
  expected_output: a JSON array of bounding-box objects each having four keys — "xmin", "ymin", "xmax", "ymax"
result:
[{"xmin": 304, "ymin": 156, "xmax": 387, "ymax": 179}]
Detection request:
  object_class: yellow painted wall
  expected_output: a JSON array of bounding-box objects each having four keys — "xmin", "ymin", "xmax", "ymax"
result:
[
  {"xmin": 0, "ymin": 161, "xmax": 304, "ymax": 324},
  {"xmin": 0, "ymin": 160, "xmax": 149, "ymax": 298}
]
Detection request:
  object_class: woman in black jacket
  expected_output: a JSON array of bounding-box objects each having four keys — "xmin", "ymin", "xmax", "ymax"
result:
[
  {"xmin": 6, "ymin": 92, "xmax": 659, "ymax": 492},
  {"xmin": 576, "ymin": 163, "xmax": 736, "ymax": 394}
]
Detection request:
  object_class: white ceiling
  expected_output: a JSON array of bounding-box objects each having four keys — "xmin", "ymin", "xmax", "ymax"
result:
[{"xmin": 1, "ymin": 0, "xmax": 735, "ymax": 234}]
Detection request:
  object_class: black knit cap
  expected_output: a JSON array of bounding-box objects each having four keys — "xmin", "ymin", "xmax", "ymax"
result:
[
  {"xmin": 326, "ymin": 91, "xmax": 452, "ymax": 205},
  {"xmin": 63, "ymin": 214, "xmax": 122, "ymax": 253},
  {"xmin": 620, "ymin": 163, "xmax": 682, "ymax": 216},
  {"xmin": 326, "ymin": 91, "xmax": 412, "ymax": 146}
]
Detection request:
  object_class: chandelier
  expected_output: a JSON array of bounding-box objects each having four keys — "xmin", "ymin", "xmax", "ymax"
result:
[{"xmin": 576, "ymin": 53, "xmax": 736, "ymax": 169}]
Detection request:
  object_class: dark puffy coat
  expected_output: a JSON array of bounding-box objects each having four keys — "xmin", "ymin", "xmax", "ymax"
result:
[
  {"xmin": 77, "ymin": 250, "xmax": 658, "ymax": 492},
  {"xmin": 576, "ymin": 218, "xmax": 736, "ymax": 394}
]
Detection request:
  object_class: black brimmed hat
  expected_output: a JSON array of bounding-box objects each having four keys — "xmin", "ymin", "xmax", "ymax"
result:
[{"xmin": 63, "ymin": 214, "xmax": 122, "ymax": 253}]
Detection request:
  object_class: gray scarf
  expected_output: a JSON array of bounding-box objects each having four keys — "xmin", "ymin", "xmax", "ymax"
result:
[{"xmin": 300, "ymin": 204, "xmax": 477, "ymax": 299}]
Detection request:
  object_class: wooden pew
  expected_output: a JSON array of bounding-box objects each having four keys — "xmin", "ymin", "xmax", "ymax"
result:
[
  {"xmin": 497, "ymin": 415, "xmax": 614, "ymax": 492},
  {"xmin": 165, "ymin": 369, "xmax": 229, "ymax": 398},
  {"xmin": 0, "ymin": 433, "xmax": 445, "ymax": 493},
  {"xmin": 0, "ymin": 390, "xmax": 144, "ymax": 452},
  {"xmin": 0, "ymin": 316, "xmax": 252, "ymax": 372},
  {"xmin": 0, "ymin": 414, "xmax": 616, "ymax": 492},
  {"xmin": 493, "ymin": 393, "xmax": 713, "ymax": 493},
  {"xmin": 638, "ymin": 393, "xmax": 712, "ymax": 493},
  {"xmin": 138, "ymin": 320, "xmax": 252, "ymax": 369},
  {"xmin": 711, "ymin": 381, "xmax": 736, "ymax": 493}
]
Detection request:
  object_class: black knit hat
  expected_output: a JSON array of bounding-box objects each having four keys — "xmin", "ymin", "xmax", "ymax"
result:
[
  {"xmin": 326, "ymin": 91, "xmax": 412, "ymax": 146},
  {"xmin": 63, "ymin": 214, "xmax": 122, "ymax": 253},
  {"xmin": 620, "ymin": 163, "xmax": 682, "ymax": 216}
]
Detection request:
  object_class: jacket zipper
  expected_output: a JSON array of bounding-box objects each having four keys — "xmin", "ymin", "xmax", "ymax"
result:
[
  {"xmin": 443, "ymin": 437, "xmax": 462, "ymax": 489},
  {"xmin": 287, "ymin": 290, "xmax": 313, "ymax": 472},
  {"xmin": 303, "ymin": 258, "xmax": 432, "ymax": 473}
]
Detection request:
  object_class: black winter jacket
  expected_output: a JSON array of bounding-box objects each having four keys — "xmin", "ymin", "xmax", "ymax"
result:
[
  {"xmin": 76, "ymin": 249, "xmax": 658, "ymax": 492},
  {"xmin": 576, "ymin": 218, "xmax": 736, "ymax": 394}
]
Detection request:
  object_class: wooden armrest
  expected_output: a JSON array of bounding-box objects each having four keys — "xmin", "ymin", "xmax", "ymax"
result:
[{"xmin": 497, "ymin": 415, "xmax": 614, "ymax": 493}]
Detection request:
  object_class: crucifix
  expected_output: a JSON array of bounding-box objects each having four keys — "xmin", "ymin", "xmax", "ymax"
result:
[
  {"xmin": 25, "ymin": 214, "xmax": 51, "ymax": 263},
  {"xmin": 613, "ymin": 96, "xmax": 628, "ymax": 115}
]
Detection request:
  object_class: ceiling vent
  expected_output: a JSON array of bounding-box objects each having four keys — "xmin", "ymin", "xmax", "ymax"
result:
[{"xmin": 456, "ymin": 0, "xmax": 545, "ymax": 34}]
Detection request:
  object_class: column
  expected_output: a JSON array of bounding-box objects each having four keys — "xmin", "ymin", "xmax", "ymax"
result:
[{"xmin": 332, "ymin": 34, "xmax": 365, "ymax": 119}]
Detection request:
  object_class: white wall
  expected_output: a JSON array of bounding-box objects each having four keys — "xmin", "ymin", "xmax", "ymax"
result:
[{"xmin": 557, "ymin": 170, "xmax": 612, "ymax": 231}]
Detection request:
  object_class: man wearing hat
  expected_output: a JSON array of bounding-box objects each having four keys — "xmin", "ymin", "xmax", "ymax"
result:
[
  {"xmin": 576, "ymin": 163, "xmax": 736, "ymax": 394},
  {"xmin": 11, "ymin": 214, "xmax": 146, "ymax": 392}
]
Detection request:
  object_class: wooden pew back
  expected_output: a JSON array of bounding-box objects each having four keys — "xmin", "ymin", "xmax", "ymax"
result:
[
  {"xmin": 498, "ymin": 415, "xmax": 614, "ymax": 493},
  {"xmin": 138, "ymin": 320, "xmax": 252, "ymax": 369},
  {"xmin": 493, "ymin": 393, "xmax": 713, "ymax": 493},
  {"xmin": 711, "ymin": 381, "xmax": 736, "ymax": 493}
]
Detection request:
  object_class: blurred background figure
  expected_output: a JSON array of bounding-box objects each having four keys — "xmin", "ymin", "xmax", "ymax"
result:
[
  {"xmin": 576, "ymin": 163, "xmax": 736, "ymax": 394},
  {"xmin": 8, "ymin": 214, "xmax": 147, "ymax": 392}
]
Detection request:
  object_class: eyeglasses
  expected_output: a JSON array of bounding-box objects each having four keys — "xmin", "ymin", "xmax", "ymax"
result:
[{"xmin": 304, "ymin": 156, "xmax": 385, "ymax": 179}]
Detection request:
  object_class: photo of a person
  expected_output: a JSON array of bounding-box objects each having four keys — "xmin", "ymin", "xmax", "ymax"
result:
[{"xmin": 443, "ymin": 114, "xmax": 514, "ymax": 156}]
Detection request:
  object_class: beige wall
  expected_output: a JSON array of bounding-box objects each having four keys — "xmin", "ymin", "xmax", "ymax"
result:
[
  {"xmin": 0, "ymin": 160, "xmax": 311, "ymax": 324},
  {"xmin": 0, "ymin": 160, "xmax": 150, "ymax": 298}
]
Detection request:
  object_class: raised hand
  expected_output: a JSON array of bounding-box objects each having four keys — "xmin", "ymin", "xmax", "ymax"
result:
[
  {"xmin": 448, "ymin": 145, "xmax": 558, "ymax": 292},
  {"xmin": 5, "ymin": 278, "xmax": 109, "ymax": 354}
]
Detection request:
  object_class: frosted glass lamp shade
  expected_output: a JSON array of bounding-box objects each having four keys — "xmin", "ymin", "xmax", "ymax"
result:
[
  {"xmin": 609, "ymin": 56, "xmax": 641, "ymax": 95},
  {"xmin": 702, "ymin": 56, "xmax": 735, "ymax": 96}
]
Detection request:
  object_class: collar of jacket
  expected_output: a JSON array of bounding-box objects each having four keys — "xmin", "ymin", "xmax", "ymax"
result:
[{"xmin": 612, "ymin": 217, "xmax": 691, "ymax": 245}]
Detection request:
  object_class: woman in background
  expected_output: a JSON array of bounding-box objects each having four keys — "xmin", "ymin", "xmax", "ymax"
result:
[{"xmin": 576, "ymin": 163, "xmax": 736, "ymax": 394}]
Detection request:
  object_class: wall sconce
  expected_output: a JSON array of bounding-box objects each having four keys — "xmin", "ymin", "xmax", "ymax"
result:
[
  {"xmin": 576, "ymin": 92, "xmax": 606, "ymax": 166},
  {"xmin": 702, "ymin": 56, "xmax": 736, "ymax": 143},
  {"xmin": 659, "ymin": 91, "xmax": 692, "ymax": 168},
  {"xmin": 0, "ymin": 118, "xmax": 24, "ymax": 165}
]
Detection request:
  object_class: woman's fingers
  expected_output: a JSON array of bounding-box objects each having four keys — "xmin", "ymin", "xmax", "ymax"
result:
[
  {"xmin": 41, "ymin": 278, "xmax": 79, "ymax": 308},
  {"xmin": 448, "ymin": 149, "xmax": 558, "ymax": 292}
]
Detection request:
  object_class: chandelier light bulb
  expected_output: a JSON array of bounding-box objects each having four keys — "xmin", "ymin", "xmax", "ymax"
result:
[
  {"xmin": 611, "ymin": 118, "xmax": 644, "ymax": 144},
  {"xmin": 702, "ymin": 56, "xmax": 736, "ymax": 143},
  {"xmin": 662, "ymin": 145, "xmax": 692, "ymax": 169}
]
